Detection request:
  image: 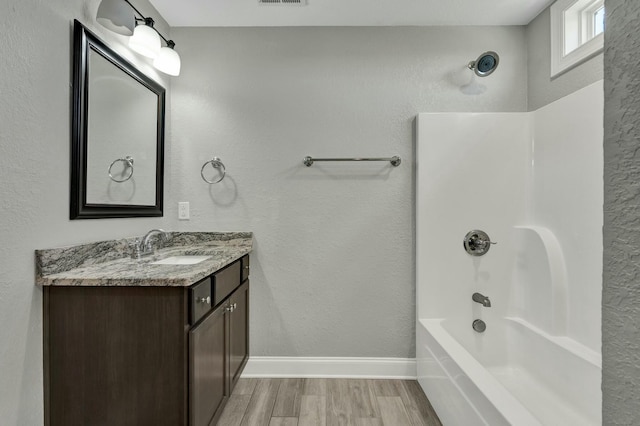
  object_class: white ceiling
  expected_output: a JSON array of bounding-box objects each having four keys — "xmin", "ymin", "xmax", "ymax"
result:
[{"xmin": 148, "ymin": 0, "xmax": 555, "ymax": 28}]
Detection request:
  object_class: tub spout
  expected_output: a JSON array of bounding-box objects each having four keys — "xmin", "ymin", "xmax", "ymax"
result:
[{"xmin": 472, "ymin": 292, "xmax": 491, "ymax": 307}]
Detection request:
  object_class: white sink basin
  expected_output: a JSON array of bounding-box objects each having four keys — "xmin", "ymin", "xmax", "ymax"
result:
[{"xmin": 150, "ymin": 256, "xmax": 211, "ymax": 265}]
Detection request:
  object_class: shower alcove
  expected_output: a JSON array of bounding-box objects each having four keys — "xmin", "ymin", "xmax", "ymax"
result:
[{"xmin": 415, "ymin": 82, "xmax": 603, "ymax": 425}]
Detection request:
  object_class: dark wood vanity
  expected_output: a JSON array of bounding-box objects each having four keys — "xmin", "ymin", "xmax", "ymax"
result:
[{"xmin": 43, "ymin": 254, "xmax": 250, "ymax": 426}]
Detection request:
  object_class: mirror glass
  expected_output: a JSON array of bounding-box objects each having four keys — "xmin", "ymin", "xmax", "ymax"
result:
[
  {"xmin": 71, "ymin": 20, "xmax": 165, "ymax": 219},
  {"xmin": 86, "ymin": 51, "xmax": 157, "ymax": 205}
]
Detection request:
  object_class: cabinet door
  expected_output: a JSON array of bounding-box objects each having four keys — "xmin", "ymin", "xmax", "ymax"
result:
[
  {"xmin": 228, "ymin": 280, "xmax": 249, "ymax": 393},
  {"xmin": 190, "ymin": 304, "xmax": 226, "ymax": 426}
]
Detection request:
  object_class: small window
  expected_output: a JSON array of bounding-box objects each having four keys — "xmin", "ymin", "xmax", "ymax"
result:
[
  {"xmin": 551, "ymin": 0, "xmax": 604, "ymax": 77},
  {"xmin": 593, "ymin": 6, "xmax": 605, "ymax": 36}
]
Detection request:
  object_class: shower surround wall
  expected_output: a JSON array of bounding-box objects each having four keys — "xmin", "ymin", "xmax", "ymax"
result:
[
  {"xmin": 169, "ymin": 26, "xmax": 527, "ymax": 367},
  {"xmin": 416, "ymin": 81, "xmax": 603, "ymax": 424}
]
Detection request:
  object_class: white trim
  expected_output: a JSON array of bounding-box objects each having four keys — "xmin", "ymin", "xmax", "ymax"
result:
[
  {"xmin": 241, "ymin": 357, "xmax": 417, "ymax": 379},
  {"xmin": 550, "ymin": 0, "xmax": 604, "ymax": 77},
  {"xmin": 583, "ymin": 1, "xmax": 604, "ymax": 41}
]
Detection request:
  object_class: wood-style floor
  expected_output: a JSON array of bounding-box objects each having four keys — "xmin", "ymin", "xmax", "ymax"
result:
[{"xmin": 218, "ymin": 378, "xmax": 442, "ymax": 426}]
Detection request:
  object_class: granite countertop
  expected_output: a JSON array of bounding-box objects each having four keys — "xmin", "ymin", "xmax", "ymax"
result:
[{"xmin": 36, "ymin": 232, "xmax": 253, "ymax": 287}]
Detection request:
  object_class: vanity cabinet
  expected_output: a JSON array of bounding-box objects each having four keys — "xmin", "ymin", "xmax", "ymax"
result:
[
  {"xmin": 229, "ymin": 280, "xmax": 249, "ymax": 391},
  {"xmin": 43, "ymin": 255, "xmax": 250, "ymax": 426},
  {"xmin": 190, "ymin": 301, "xmax": 226, "ymax": 426}
]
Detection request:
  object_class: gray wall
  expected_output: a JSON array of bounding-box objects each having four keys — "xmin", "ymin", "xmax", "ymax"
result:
[
  {"xmin": 0, "ymin": 1, "xmax": 172, "ymax": 424},
  {"xmin": 603, "ymin": 0, "xmax": 640, "ymax": 423},
  {"xmin": 526, "ymin": 7, "xmax": 603, "ymax": 111},
  {"xmin": 170, "ymin": 26, "xmax": 527, "ymax": 359}
]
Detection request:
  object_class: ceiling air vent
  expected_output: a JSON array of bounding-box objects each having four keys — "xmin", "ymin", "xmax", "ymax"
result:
[{"xmin": 258, "ymin": 0, "xmax": 308, "ymax": 5}]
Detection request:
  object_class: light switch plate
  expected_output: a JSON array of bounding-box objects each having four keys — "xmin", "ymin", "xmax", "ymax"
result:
[{"xmin": 178, "ymin": 202, "xmax": 190, "ymax": 220}]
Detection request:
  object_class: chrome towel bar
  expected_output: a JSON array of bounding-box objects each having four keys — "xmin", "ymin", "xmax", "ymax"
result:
[{"xmin": 303, "ymin": 156, "xmax": 401, "ymax": 167}]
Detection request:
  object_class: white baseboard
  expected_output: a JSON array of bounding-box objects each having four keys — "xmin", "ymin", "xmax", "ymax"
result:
[{"xmin": 241, "ymin": 357, "xmax": 417, "ymax": 379}]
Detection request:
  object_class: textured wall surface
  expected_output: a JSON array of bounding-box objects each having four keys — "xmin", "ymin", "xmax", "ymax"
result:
[
  {"xmin": 526, "ymin": 7, "xmax": 603, "ymax": 111},
  {"xmin": 602, "ymin": 0, "xmax": 640, "ymax": 423},
  {"xmin": 0, "ymin": 1, "xmax": 172, "ymax": 424},
  {"xmin": 170, "ymin": 26, "xmax": 527, "ymax": 359}
]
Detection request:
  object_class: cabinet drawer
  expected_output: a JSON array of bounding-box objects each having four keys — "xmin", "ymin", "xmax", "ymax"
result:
[
  {"xmin": 214, "ymin": 261, "xmax": 241, "ymax": 306},
  {"xmin": 190, "ymin": 277, "xmax": 212, "ymax": 324},
  {"xmin": 241, "ymin": 255, "xmax": 250, "ymax": 282}
]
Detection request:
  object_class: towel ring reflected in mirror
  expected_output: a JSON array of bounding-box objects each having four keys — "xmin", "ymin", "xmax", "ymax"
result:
[
  {"xmin": 201, "ymin": 157, "xmax": 226, "ymax": 184},
  {"xmin": 108, "ymin": 156, "xmax": 135, "ymax": 182}
]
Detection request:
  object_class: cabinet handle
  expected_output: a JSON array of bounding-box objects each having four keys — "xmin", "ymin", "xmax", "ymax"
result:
[
  {"xmin": 244, "ymin": 266, "xmax": 250, "ymax": 270},
  {"xmin": 226, "ymin": 303, "xmax": 237, "ymax": 313},
  {"xmin": 197, "ymin": 296, "xmax": 211, "ymax": 305}
]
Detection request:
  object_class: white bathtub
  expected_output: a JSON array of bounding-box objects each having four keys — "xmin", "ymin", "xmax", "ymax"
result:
[{"xmin": 416, "ymin": 317, "xmax": 601, "ymax": 426}]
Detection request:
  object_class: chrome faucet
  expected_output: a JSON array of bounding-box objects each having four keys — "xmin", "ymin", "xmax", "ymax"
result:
[
  {"xmin": 142, "ymin": 229, "xmax": 168, "ymax": 253},
  {"xmin": 472, "ymin": 292, "xmax": 491, "ymax": 307},
  {"xmin": 131, "ymin": 229, "xmax": 169, "ymax": 259}
]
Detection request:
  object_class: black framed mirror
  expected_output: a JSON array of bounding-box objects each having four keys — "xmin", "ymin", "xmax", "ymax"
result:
[{"xmin": 70, "ymin": 20, "xmax": 165, "ymax": 219}]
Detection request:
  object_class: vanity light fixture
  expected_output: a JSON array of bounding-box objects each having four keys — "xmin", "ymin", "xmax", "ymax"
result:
[
  {"xmin": 96, "ymin": 0, "xmax": 135, "ymax": 35},
  {"xmin": 129, "ymin": 18, "xmax": 161, "ymax": 59},
  {"xmin": 96, "ymin": 0, "xmax": 181, "ymax": 76},
  {"xmin": 153, "ymin": 40, "xmax": 181, "ymax": 76}
]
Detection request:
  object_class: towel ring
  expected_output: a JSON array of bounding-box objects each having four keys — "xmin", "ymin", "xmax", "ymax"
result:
[
  {"xmin": 108, "ymin": 156, "xmax": 134, "ymax": 182},
  {"xmin": 201, "ymin": 157, "xmax": 226, "ymax": 184}
]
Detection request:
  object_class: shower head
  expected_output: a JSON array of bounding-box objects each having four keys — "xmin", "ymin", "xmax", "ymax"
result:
[{"xmin": 468, "ymin": 51, "xmax": 499, "ymax": 77}]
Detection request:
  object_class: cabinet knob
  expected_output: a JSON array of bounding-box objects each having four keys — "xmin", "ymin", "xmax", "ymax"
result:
[
  {"xmin": 244, "ymin": 266, "xmax": 250, "ymax": 270},
  {"xmin": 197, "ymin": 296, "xmax": 211, "ymax": 305}
]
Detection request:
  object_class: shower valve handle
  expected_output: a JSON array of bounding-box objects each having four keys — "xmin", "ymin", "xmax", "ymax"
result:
[
  {"xmin": 463, "ymin": 230, "xmax": 496, "ymax": 256},
  {"xmin": 471, "ymin": 236, "xmax": 496, "ymax": 247}
]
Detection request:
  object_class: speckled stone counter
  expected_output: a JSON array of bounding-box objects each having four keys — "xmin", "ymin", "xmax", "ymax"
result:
[{"xmin": 36, "ymin": 232, "xmax": 253, "ymax": 287}]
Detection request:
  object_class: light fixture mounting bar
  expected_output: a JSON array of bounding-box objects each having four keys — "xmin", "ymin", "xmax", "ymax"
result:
[
  {"xmin": 123, "ymin": 0, "xmax": 174, "ymax": 46},
  {"xmin": 123, "ymin": 0, "xmax": 146, "ymax": 20}
]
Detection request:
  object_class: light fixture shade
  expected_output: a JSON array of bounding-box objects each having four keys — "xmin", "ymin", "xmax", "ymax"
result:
[
  {"xmin": 154, "ymin": 46, "xmax": 181, "ymax": 76},
  {"xmin": 96, "ymin": 0, "xmax": 134, "ymax": 36},
  {"xmin": 129, "ymin": 23, "xmax": 161, "ymax": 58}
]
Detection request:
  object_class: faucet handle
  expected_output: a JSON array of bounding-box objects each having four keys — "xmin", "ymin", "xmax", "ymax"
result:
[{"xmin": 464, "ymin": 230, "xmax": 496, "ymax": 256}]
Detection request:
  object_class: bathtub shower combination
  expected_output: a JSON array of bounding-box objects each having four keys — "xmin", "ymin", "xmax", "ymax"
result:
[{"xmin": 416, "ymin": 82, "xmax": 603, "ymax": 425}]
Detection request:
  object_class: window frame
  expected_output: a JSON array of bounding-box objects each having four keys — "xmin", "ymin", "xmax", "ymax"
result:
[{"xmin": 550, "ymin": 0, "xmax": 604, "ymax": 77}]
